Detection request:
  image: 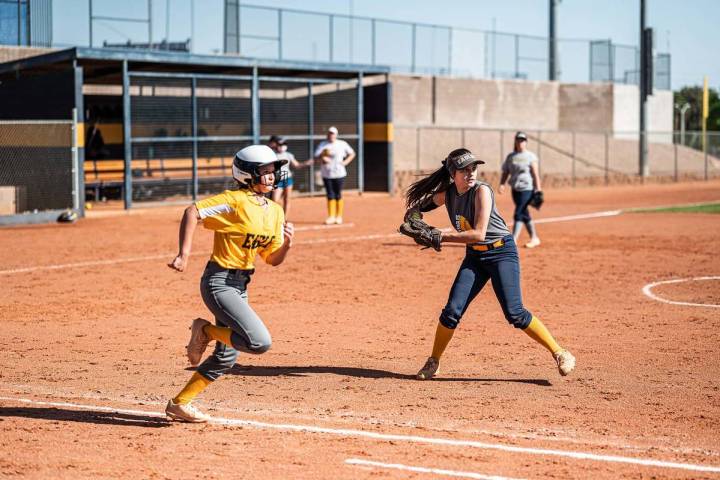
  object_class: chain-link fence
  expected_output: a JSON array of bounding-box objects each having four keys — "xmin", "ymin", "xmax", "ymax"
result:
[
  {"xmin": 0, "ymin": 120, "xmax": 77, "ymax": 219},
  {"xmin": 112, "ymin": 71, "xmax": 361, "ymax": 205},
  {"xmin": 394, "ymin": 125, "xmax": 720, "ymax": 189},
  {"xmin": 37, "ymin": 1, "xmax": 672, "ymax": 88}
]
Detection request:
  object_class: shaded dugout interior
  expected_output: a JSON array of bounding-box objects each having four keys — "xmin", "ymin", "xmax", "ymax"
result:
[{"xmin": 0, "ymin": 47, "xmax": 392, "ymax": 217}]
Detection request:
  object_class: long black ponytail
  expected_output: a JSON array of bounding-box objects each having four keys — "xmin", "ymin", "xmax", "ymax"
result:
[{"xmin": 405, "ymin": 148, "xmax": 472, "ymax": 208}]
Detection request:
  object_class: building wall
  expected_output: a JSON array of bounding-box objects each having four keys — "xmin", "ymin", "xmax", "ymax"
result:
[
  {"xmin": 558, "ymin": 83, "xmax": 614, "ymax": 132},
  {"xmin": 0, "ymin": 45, "xmax": 55, "ymax": 63}
]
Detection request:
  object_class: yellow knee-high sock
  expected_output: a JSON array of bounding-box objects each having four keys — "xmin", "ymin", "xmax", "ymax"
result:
[
  {"xmin": 173, "ymin": 372, "xmax": 212, "ymax": 405},
  {"xmin": 327, "ymin": 199, "xmax": 337, "ymax": 217},
  {"xmin": 430, "ymin": 322, "xmax": 456, "ymax": 360},
  {"xmin": 336, "ymin": 198, "xmax": 344, "ymax": 217},
  {"xmin": 203, "ymin": 324, "xmax": 233, "ymax": 347},
  {"xmin": 523, "ymin": 316, "xmax": 562, "ymax": 354}
]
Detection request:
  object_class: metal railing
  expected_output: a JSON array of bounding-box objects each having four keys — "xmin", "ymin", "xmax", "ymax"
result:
[{"xmin": 394, "ymin": 125, "xmax": 720, "ymax": 185}]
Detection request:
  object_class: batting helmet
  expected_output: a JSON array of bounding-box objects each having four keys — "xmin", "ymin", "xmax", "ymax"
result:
[{"xmin": 232, "ymin": 145, "xmax": 288, "ymax": 188}]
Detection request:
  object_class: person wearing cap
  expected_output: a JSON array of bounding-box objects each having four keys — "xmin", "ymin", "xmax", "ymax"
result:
[
  {"xmin": 499, "ymin": 131, "xmax": 543, "ymax": 248},
  {"xmin": 402, "ymin": 148, "xmax": 575, "ymax": 381},
  {"xmin": 267, "ymin": 135, "xmax": 313, "ymax": 219},
  {"xmin": 313, "ymin": 126, "xmax": 356, "ymax": 224}
]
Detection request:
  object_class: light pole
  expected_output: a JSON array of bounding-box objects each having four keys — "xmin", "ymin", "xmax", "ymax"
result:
[{"xmin": 675, "ymin": 102, "xmax": 690, "ymax": 146}]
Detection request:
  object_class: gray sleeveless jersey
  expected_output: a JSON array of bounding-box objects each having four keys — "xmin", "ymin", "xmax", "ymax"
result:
[{"xmin": 445, "ymin": 182, "xmax": 510, "ymax": 245}]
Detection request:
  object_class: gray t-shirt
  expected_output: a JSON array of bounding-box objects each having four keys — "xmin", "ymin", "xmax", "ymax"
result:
[
  {"xmin": 276, "ymin": 151, "xmax": 296, "ymax": 178},
  {"xmin": 444, "ymin": 182, "xmax": 510, "ymax": 246},
  {"xmin": 502, "ymin": 150, "xmax": 538, "ymax": 192}
]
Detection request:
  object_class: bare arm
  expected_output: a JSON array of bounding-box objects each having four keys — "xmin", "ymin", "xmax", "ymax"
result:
[
  {"xmin": 440, "ymin": 186, "xmax": 491, "ymax": 244},
  {"xmin": 529, "ymin": 162, "xmax": 542, "ymax": 191},
  {"xmin": 265, "ymin": 223, "xmax": 294, "ymax": 266},
  {"xmin": 168, "ymin": 204, "xmax": 201, "ymax": 272},
  {"xmin": 342, "ymin": 152, "xmax": 356, "ymax": 166},
  {"xmin": 498, "ymin": 171, "xmax": 509, "ymax": 194}
]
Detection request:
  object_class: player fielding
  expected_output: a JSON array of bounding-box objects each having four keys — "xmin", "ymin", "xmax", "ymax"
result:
[{"xmin": 399, "ymin": 148, "xmax": 575, "ymax": 380}]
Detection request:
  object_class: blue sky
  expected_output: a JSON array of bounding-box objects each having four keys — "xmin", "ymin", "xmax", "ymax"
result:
[{"xmin": 53, "ymin": 0, "xmax": 719, "ymax": 90}]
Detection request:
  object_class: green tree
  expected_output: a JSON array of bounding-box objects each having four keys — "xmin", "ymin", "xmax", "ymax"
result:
[{"xmin": 674, "ymin": 86, "xmax": 720, "ymax": 132}]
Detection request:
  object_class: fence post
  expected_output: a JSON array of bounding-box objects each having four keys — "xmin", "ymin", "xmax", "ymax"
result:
[
  {"xmin": 411, "ymin": 23, "xmax": 416, "ymax": 73},
  {"xmin": 674, "ymin": 141, "xmax": 678, "ymax": 182},
  {"xmin": 357, "ymin": 72, "xmax": 364, "ymax": 193},
  {"xmin": 251, "ymin": 66, "xmax": 259, "ymax": 145},
  {"xmin": 71, "ymin": 108, "xmax": 79, "ymax": 211},
  {"xmin": 191, "ymin": 76, "xmax": 198, "ymax": 200},
  {"xmin": 514, "ymin": 34, "xmax": 519, "ymax": 78},
  {"xmin": 371, "ymin": 19, "xmax": 376, "ymax": 65},
  {"xmin": 329, "ymin": 15, "xmax": 334, "ymax": 62},
  {"xmin": 461, "ymin": 128, "xmax": 465, "ymax": 148},
  {"xmin": 571, "ymin": 131, "xmax": 576, "ymax": 187},
  {"xmin": 122, "ymin": 60, "xmax": 132, "ymax": 210},
  {"xmin": 705, "ymin": 130, "xmax": 709, "ymax": 181},
  {"xmin": 604, "ymin": 131, "xmax": 609, "ymax": 185},
  {"xmin": 308, "ymin": 82, "xmax": 315, "ymax": 195},
  {"xmin": 447, "ymin": 27, "xmax": 452, "ymax": 75},
  {"xmin": 278, "ymin": 9, "xmax": 283, "ymax": 60}
]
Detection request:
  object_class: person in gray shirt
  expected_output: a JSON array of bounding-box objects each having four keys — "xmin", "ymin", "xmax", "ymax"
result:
[{"xmin": 499, "ymin": 131, "xmax": 543, "ymax": 248}]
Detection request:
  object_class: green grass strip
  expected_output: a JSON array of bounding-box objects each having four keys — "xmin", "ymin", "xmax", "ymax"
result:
[{"xmin": 628, "ymin": 202, "xmax": 720, "ymax": 214}]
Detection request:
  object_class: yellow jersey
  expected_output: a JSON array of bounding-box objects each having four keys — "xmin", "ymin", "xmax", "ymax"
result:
[{"xmin": 195, "ymin": 189, "xmax": 285, "ymax": 270}]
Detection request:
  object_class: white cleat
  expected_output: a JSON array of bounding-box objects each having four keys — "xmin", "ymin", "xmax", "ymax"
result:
[
  {"xmin": 186, "ymin": 318, "xmax": 211, "ymax": 367},
  {"xmin": 165, "ymin": 400, "xmax": 210, "ymax": 423},
  {"xmin": 416, "ymin": 357, "xmax": 440, "ymax": 380},
  {"xmin": 553, "ymin": 349, "xmax": 576, "ymax": 376},
  {"xmin": 525, "ymin": 238, "xmax": 541, "ymax": 249},
  {"xmin": 335, "ymin": 216, "xmax": 343, "ymax": 225},
  {"xmin": 324, "ymin": 216, "xmax": 336, "ymax": 225}
]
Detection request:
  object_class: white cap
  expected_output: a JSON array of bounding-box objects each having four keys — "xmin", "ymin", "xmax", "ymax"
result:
[{"xmin": 327, "ymin": 126, "xmax": 338, "ymax": 134}]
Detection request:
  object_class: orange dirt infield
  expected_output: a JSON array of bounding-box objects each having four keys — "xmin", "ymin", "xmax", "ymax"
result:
[{"xmin": 1, "ymin": 180, "xmax": 719, "ymax": 479}]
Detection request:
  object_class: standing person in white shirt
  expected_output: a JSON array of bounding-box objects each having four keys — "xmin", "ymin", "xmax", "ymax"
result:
[
  {"xmin": 499, "ymin": 131, "xmax": 543, "ymax": 248},
  {"xmin": 313, "ymin": 126, "xmax": 356, "ymax": 225}
]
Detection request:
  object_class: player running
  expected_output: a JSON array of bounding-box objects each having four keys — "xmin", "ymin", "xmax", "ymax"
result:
[
  {"xmin": 165, "ymin": 145, "xmax": 294, "ymax": 423},
  {"xmin": 400, "ymin": 148, "xmax": 575, "ymax": 380}
]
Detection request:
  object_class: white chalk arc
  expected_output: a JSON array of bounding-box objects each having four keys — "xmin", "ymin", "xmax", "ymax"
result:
[{"xmin": 642, "ymin": 276, "xmax": 720, "ymax": 308}]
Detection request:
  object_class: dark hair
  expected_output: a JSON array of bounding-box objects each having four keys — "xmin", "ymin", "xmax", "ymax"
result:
[{"xmin": 405, "ymin": 148, "xmax": 470, "ymax": 208}]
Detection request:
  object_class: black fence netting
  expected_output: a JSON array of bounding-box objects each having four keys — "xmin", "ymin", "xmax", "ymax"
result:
[{"xmin": 0, "ymin": 121, "xmax": 73, "ymax": 215}]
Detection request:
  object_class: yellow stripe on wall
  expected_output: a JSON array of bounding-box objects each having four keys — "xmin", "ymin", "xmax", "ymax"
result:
[
  {"xmin": 76, "ymin": 122, "xmax": 85, "ymax": 147},
  {"xmin": 363, "ymin": 123, "xmax": 393, "ymax": 142}
]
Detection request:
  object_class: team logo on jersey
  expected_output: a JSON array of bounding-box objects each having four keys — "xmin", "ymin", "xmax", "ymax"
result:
[
  {"xmin": 241, "ymin": 233, "xmax": 274, "ymax": 249},
  {"xmin": 455, "ymin": 215, "xmax": 472, "ymax": 232}
]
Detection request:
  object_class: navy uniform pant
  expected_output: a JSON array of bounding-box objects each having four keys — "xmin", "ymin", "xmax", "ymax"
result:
[
  {"xmin": 197, "ymin": 262, "xmax": 272, "ymax": 381},
  {"xmin": 512, "ymin": 189, "xmax": 534, "ymax": 225},
  {"xmin": 439, "ymin": 236, "xmax": 533, "ymax": 330},
  {"xmin": 323, "ymin": 177, "xmax": 345, "ymax": 200}
]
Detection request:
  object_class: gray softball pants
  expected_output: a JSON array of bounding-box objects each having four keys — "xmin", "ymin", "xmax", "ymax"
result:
[{"xmin": 196, "ymin": 262, "xmax": 272, "ymax": 381}]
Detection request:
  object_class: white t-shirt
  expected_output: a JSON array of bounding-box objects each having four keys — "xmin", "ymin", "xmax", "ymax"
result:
[
  {"xmin": 314, "ymin": 139, "xmax": 355, "ymax": 179},
  {"xmin": 276, "ymin": 151, "xmax": 296, "ymax": 178}
]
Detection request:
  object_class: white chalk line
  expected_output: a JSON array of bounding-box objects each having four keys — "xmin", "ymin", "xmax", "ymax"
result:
[
  {"xmin": 1, "ymin": 395, "xmax": 719, "ymax": 474},
  {"xmin": 642, "ymin": 276, "xmax": 720, "ymax": 308},
  {"xmin": 4, "ymin": 382, "xmax": 714, "ymax": 458},
  {"xmin": 0, "ymin": 209, "xmax": 624, "ymax": 276},
  {"xmin": 345, "ymin": 458, "xmax": 523, "ymax": 480}
]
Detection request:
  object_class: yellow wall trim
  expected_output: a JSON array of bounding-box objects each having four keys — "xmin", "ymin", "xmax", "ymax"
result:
[{"xmin": 363, "ymin": 122, "xmax": 393, "ymax": 142}]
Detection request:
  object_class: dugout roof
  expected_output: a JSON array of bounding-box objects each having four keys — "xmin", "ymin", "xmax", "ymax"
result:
[{"xmin": 0, "ymin": 47, "xmax": 390, "ymax": 83}]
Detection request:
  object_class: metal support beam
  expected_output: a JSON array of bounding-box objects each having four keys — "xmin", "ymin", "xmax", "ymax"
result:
[
  {"xmin": 251, "ymin": 66, "xmax": 259, "ymax": 144},
  {"xmin": 548, "ymin": 0, "xmax": 557, "ymax": 81},
  {"xmin": 411, "ymin": 24, "xmax": 416, "ymax": 73},
  {"xmin": 357, "ymin": 72, "xmax": 364, "ymax": 193},
  {"xmin": 191, "ymin": 77, "xmax": 198, "ymax": 200},
  {"xmin": 308, "ymin": 82, "xmax": 315, "ymax": 195},
  {"xmin": 278, "ymin": 10, "xmax": 283, "ymax": 60},
  {"xmin": 639, "ymin": 0, "xmax": 648, "ymax": 178},
  {"xmin": 122, "ymin": 60, "xmax": 132, "ymax": 209}
]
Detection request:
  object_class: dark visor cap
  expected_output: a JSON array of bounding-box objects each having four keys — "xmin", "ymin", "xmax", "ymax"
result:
[{"xmin": 447, "ymin": 152, "xmax": 485, "ymax": 170}]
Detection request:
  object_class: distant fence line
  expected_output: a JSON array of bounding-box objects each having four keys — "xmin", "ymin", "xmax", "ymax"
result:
[{"xmin": 393, "ymin": 125, "xmax": 720, "ymax": 187}]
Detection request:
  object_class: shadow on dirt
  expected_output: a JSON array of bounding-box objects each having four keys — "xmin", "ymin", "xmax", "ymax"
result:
[
  {"xmin": 227, "ymin": 365, "xmax": 551, "ymax": 385},
  {"xmin": 0, "ymin": 406, "xmax": 171, "ymax": 428}
]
